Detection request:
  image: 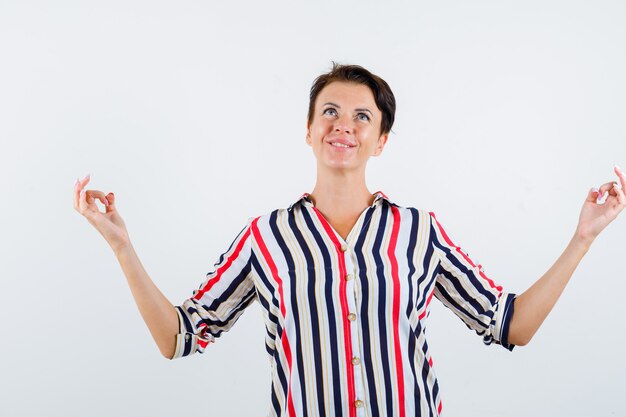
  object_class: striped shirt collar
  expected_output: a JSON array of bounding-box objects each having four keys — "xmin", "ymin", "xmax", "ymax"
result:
[{"xmin": 288, "ymin": 190, "xmax": 392, "ymax": 211}]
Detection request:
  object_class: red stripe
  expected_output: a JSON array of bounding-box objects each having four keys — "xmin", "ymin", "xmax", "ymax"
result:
[
  {"xmin": 388, "ymin": 206, "xmax": 406, "ymax": 417},
  {"xmin": 418, "ymin": 287, "xmax": 435, "ymax": 320},
  {"xmin": 251, "ymin": 218, "xmax": 296, "ymax": 417},
  {"xmin": 429, "ymin": 212, "xmax": 503, "ymax": 293},
  {"xmin": 193, "ymin": 227, "xmax": 252, "ymax": 300},
  {"xmin": 437, "ymin": 400, "xmax": 443, "ymax": 414},
  {"xmin": 312, "ymin": 208, "xmax": 357, "ymax": 417}
]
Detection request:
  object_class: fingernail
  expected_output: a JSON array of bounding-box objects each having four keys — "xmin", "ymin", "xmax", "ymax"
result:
[
  {"xmin": 75, "ymin": 179, "xmax": 80, "ymax": 187},
  {"xmin": 615, "ymin": 164, "xmax": 622, "ymax": 173},
  {"xmin": 591, "ymin": 187, "xmax": 598, "ymax": 193}
]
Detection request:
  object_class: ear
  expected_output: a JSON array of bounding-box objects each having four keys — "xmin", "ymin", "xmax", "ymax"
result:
[
  {"xmin": 372, "ymin": 133, "xmax": 389, "ymax": 156},
  {"xmin": 305, "ymin": 122, "xmax": 312, "ymax": 146}
]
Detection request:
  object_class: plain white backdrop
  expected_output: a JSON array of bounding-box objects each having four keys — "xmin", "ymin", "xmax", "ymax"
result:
[{"xmin": 1, "ymin": 1, "xmax": 625, "ymax": 416}]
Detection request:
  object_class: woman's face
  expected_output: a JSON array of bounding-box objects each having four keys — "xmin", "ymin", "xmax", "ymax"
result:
[{"xmin": 306, "ymin": 81, "xmax": 388, "ymax": 173}]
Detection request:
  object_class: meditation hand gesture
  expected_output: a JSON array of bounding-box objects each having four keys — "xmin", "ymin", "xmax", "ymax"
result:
[
  {"xmin": 576, "ymin": 165, "xmax": 626, "ymax": 243},
  {"xmin": 73, "ymin": 174, "xmax": 130, "ymax": 253}
]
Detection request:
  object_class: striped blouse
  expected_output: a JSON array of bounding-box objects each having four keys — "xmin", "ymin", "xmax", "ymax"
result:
[{"xmin": 171, "ymin": 191, "xmax": 517, "ymax": 417}]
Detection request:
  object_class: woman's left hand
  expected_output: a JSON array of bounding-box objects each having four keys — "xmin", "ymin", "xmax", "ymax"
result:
[{"xmin": 575, "ymin": 165, "xmax": 626, "ymax": 243}]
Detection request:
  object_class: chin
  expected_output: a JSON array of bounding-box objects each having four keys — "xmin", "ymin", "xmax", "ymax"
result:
[{"xmin": 320, "ymin": 160, "xmax": 363, "ymax": 172}]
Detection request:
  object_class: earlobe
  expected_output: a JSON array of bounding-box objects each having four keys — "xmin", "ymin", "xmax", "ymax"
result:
[{"xmin": 373, "ymin": 133, "xmax": 389, "ymax": 156}]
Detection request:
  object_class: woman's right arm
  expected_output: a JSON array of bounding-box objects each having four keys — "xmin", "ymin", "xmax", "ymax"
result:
[{"xmin": 73, "ymin": 174, "xmax": 179, "ymax": 359}]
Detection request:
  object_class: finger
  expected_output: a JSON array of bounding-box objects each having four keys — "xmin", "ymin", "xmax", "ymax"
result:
[
  {"xmin": 78, "ymin": 189, "xmax": 100, "ymax": 215},
  {"xmin": 74, "ymin": 174, "xmax": 90, "ymax": 208},
  {"xmin": 85, "ymin": 189, "xmax": 109, "ymax": 207},
  {"xmin": 73, "ymin": 178, "xmax": 80, "ymax": 210},
  {"xmin": 595, "ymin": 185, "xmax": 610, "ymax": 204},
  {"xmin": 614, "ymin": 165, "xmax": 626, "ymax": 190},
  {"xmin": 612, "ymin": 182, "xmax": 626, "ymax": 206},
  {"xmin": 597, "ymin": 180, "xmax": 619, "ymax": 201},
  {"xmin": 76, "ymin": 173, "xmax": 91, "ymax": 191},
  {"xmin": 80, "ymin": 173, "xmax": 91, "ymax": 186},
  {"xmin": 587, "ymin": 187, "xmax": 601, "ymax": 203},
  {"xmin": 78, "ymin": 188, "xmax": 90, "ymax": 215},
  {"xmin": 104, "ymin": 192, "xmax": 116, "ymax": 213}
]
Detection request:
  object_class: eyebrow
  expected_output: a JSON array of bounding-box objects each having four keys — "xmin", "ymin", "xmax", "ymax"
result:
[{"xmin": 322, "ymin": 102, "xmax": 373, "ymax": 116}]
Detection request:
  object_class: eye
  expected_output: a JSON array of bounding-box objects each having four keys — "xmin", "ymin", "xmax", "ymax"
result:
[
  {"xmin": 323, "ymin": 107, "xmax": 337, "ymax": 116},
  {"xmin": 356, "ymin": 112, "xmax": 370, "ymax": 122}
]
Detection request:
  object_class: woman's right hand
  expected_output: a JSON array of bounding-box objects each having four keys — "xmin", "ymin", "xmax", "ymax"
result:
[{"xmin": 73, "ymin": 174, "xmax": 131, "ymax": 253}]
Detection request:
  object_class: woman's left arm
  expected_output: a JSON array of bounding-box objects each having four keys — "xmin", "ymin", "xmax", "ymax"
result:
[{"xmin": 508, "ymin": 165, "xmax": 626, "ymax": 346}]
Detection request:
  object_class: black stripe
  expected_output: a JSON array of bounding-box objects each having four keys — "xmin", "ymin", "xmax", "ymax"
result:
[
  {"xmin": 355, "ymin": 206, "xmax": 380, "ymax": 416},
  {"xmin": 274, "ymin": 322, "xmax": 289, "ymax": 408},
  {"xmin": 251, "ymin": 253, "xmax": 284, "ymax": 376},
  {"xmin": 215, "ymin": 222, "xmax": 251, "ymax": 267},
  {"xmin": 205, "ymin": 288, "xmax": 257, "ymax": 338},
  {"xmin": 270, "ymin": 210, "xmax": 309, "ymax": 417},
  {"xmin": 430, "ymin": 223, "xmax": 497, "ymax": 305},
  {"xmin": 289, "ymin": 209, "xmax": 327, "ymax": 416},
  {"xmin": 419, "ymin": 335, "xmax": 435, "ymax": 417},
  {"xmin": 372, "ymin": 203, "xmax": 393, "ymax": 417},
  {"xmin": 434, "ymin": 266, "xmax": 490, "ymax": 317},
  {"xmin": 177, "ymin": 305, "xmax": 194, "ymax": 333},
  {"xmin": 434, "ymin": 280, "xmax": 489, "ymax": 331},
  {"xmin": 499, "ymin": 294, "xmax": 516, "ymax": 351},
  {"xmin": 405, "ymin": 208, "xmax": 421, "ymax": 412},
  {"xmin": 205, "ymin": 263, "xmax": 252, "ymax": 311},
  {"xmin": 270, "ymin": 382, "xmax": 282, "ymax": 416},
  {"xmin": 301, "ymin": 207, "xmax": 343, "ymax": 416}
]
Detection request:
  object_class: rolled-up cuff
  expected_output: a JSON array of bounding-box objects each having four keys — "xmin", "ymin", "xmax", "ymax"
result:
[
  {"xmin": 169, "ymin": 306, "xmax": 215, "ymax": 360},
  {"xmin": 484, "ymin": 292, "xmax": 517, "ymax": 352}
]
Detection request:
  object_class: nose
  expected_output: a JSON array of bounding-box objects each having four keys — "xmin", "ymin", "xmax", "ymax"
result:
[{"xmin": 333, "ymin": 114, "xmax": 354, "ymax": 134}]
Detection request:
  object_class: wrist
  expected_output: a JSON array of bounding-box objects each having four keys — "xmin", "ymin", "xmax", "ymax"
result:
[
  {"xmin": 111, "ymin": 239, "xmax": 133, "ymax": 257},
  {"xmin": 572, "ymin": 230, "xmax": 594, "ymax": 252}
]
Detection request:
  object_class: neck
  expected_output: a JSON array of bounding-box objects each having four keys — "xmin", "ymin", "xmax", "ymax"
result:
[{"xmin": 309, "ymin": 166, "xmax": 374, "ymax": 217}]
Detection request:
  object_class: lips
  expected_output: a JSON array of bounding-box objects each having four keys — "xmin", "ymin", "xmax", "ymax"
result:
[{"xmin": 327, "ymin": 137, "xmax": 356, "ymax": 148}]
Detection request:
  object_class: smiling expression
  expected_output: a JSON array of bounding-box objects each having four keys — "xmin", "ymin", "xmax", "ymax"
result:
[{"xmin": 306, "ymin": 81, "xmax": 389, "ymax": 172}]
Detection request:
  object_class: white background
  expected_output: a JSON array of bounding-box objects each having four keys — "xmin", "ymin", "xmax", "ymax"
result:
[{"xmin": 1, "ymin": 1, "xmax": 625, "ymax": 416}]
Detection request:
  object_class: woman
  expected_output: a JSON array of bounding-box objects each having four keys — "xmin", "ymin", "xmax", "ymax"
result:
[{"xmin": 73, "ymin": 63, "xmax": 626, "ymax": 416}]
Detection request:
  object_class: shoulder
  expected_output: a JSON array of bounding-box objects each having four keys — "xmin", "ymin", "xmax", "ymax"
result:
[
  {"xmin": 385, "ymin": 199, "xmax": 434, "ymax": 220},
  {"xmin": 245, "ymin": 207, "xmax": 291, "ymax": 228}
]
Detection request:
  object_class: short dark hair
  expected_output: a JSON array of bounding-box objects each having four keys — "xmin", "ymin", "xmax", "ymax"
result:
[{"xmin": 307, "ymin": 62, "xmax": 396, "ymax": 135}]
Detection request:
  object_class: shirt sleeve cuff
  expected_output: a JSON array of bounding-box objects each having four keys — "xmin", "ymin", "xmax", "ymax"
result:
[
  {"xmin": 169, "ymin": 306, "xmax": 215, "ymax": 360},
  {"xmin": 485, "ymin": 292, "xmax": 517, "ymax": 351}
]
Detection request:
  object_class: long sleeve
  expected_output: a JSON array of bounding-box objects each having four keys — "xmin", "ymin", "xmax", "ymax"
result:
[
  {"xmin": 171, "ymin": 219, "xmax": 257, "ymax": 359},
  {"xmin": 429, "ymin": 211, "xmax": 516, "ymax": 351}
]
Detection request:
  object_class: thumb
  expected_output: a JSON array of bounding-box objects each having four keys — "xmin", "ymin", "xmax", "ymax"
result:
[{"xmin": 105, "ymin": 192, "xmax": 117, "ymax": 212}]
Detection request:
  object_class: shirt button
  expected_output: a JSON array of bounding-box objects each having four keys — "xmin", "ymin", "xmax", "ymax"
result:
[
  {"xmin": 347, "ymin": 313, "xmax": 357, "ymax": 321},
  {"xmin": 340, "ymin": 243, "xmax": 348, "ymax": 252},
  {"xmin": 352, "ymin": 356, "xmax": 361, "ymax": 366},
  {"xmin": 185, "ymin": 335, "xmax": 190, "ymax": 341},
  {"xmin": 345, "ymin": 273, "xmax": 354, "ymax": 281},
  {"xmin": 354, "ymin": 400, "xmax": 364, "ymax": 408}
]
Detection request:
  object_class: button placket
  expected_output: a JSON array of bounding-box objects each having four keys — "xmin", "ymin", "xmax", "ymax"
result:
[{"xmin": 343, "ymin": 252, "xmax": 367, "ymax": 415}]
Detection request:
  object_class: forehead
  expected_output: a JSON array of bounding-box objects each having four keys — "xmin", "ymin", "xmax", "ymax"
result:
[{"xmin": 316, "ymin": 81, "xmax": 378, "ymax": 110}]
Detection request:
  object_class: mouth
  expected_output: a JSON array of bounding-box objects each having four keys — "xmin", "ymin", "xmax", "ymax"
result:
[
  {"xmin": 327, "ymin": 138, "xmax": 357, "ymax": 149},
  {"xmin": 329, "ymin": 142, "xmax": 355, "ymax": 148}
]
